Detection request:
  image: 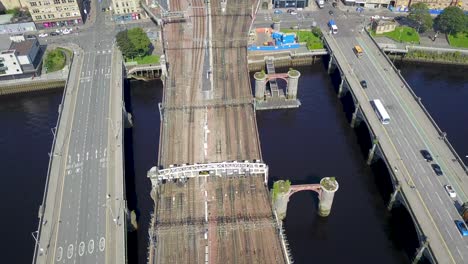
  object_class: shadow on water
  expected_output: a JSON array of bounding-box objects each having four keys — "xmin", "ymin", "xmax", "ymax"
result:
[{"xmin": 123, "ymin": 79, "xmax": 163, "ymax": 264}]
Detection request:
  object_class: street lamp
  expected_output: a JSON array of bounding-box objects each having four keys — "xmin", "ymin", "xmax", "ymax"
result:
[{"xmin": 32, "ymin": 231, "xmax": 45, "ymax": 256}]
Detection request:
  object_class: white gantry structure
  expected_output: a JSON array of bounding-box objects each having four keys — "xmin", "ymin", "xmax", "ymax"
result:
[{"xmin": 147, "ymin": 161, "xmax": 269, "ymax": 187}]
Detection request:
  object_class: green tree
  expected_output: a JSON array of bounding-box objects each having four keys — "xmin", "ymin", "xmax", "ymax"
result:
[
  {"xmin": 435, "ymin": 6, "xmax": 467, "ymax": 34},
  {"xmin": 127, "ymin": 28, "xmax": 151, "ymax": 58},
  {"xmin": 408, "ymin": 3, "xmax": 433, "ymax": 33}
]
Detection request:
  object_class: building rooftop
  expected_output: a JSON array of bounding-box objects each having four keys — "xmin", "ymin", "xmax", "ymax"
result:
[
  {"xmin": 9, "ymin": 38, "xmax": 36, "ymax": 56},
  {"xmin": 0, "ymin": 14, "xmax": 13, "ymax": 25},
  {"xmin": 0, "ymin": 35, "xmax": 11, "ymax": 50}
]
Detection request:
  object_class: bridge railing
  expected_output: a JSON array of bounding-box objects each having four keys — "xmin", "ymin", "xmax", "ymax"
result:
[
  {"xmin": 32, "ymin": 45, "xmax": 78, "ymax": 263},
  {"xmin": 365, "ymin": 28, "xmax": 468, "ymax": 175}
]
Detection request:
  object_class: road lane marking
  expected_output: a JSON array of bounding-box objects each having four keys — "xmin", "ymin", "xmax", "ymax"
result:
[
  {"xmin": 436, "ymin": 192, "xmax": 443, "ymax": 204},
  {"xmin": 77, "ymin": 153, "xmax": 80, "ymax": 162},
  {"xmin": 86, "ymin": 151, "xmax": 89, "ymax": 160},
  {"xmin": 88, "ymin": 239, "xmax": 95, "ymax": 254},
  {"xmin": 456, "ymin": 246, "xmax": 463, "ymax": 260},
  {"xmin": 79, "ymin": 241, "xmax": 85, "ymax": 256},
  {"xmin": 99, "ymin": 237, "xmax": 105, "ymax": 252},
  {"xmin": 56, "ymin": 246, "xmax": 63, "ymax": 261},
  {"xmin": 67, "ymin": 244, "xmax": 74, "ymax": 259}
]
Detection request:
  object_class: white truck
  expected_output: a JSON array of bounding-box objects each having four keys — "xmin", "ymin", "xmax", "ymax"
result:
[{"xmin": 316, "ymin": 0, "xmax": 324, "ymax": 8}]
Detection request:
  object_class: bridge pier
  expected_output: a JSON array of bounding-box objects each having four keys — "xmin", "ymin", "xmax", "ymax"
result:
[
  {"xmin": 272, "ymin": 177, "xmax": 339, "ymax": 220},
  {"xmin": 350, "ymin": 103, "xmax": 361, "ymax": 128},
  {"xmin": 160, "ymin": 55, "xmax": 167, "ymax": 78},
  {"xmin": 367, "ymin": 137, "xmax": 378, "ymax": 165},
  {"xmin": 123, "ymin": 102, "xmax": 133, "ymax": 128},
  {"xmin": 286, "ymin": 69, "xmax": 300, "ymax": 99},
  {"xmin": 387, "ymin": 183, "xmax": 401, "ymax": 211},
  {"xmin": 327, "ymin": 55, "xmax": 337, "ymax": 74},
  {"xmin": 412, "ymin": 239, "xmax": 428, "ymax": 264},
  {"xmin": 337, "ymin": 77, "xmax": 346, "ymax": 98},
  {"xmin": 254, "ymin": 71, "xmax": 266, "ymax": 101}
]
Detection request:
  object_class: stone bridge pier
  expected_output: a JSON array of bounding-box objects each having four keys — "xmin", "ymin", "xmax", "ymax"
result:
[{"xmin": 272, "ymin": 177, "xmax": 339, "ymax": 220}]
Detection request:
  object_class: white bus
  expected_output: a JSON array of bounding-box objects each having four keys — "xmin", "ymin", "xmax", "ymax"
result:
[{"xmin": 371, "ymin": 99, "xmax": 390, "ymax": 124}]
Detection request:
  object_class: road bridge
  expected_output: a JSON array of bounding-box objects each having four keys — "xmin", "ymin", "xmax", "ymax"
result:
[
  {"xmin": 32, "ymin": 1, "xmax": 127, "ymax": 263},
  {"xmin": 147, "ymin": 0, "xmax": 289, "ymax": 262},
  {"xmin": 321, "ymin": 18, "xmax": 468, "ymax": 263}
]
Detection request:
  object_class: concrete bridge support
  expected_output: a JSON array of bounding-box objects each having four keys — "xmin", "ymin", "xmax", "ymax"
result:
[
  {"xmin": 412, "ymin": 239, "xmax": 428, "ymax": 264},
  {"xmin": 254, "ymin": 71, "xmax": 267, "ymax": 101},
  {"xmin": 350, "ymin": 103, "xmax": 361, "ymax": 128},
  {"xmin": 367, "ymin": 137, "xmax": 378, "ymax": 165},
  {"xmin": 123, "ymin": 102, "xmax": 133, "ymax": 128},
  {"xmin": 327, "ymin": 55, "xmax": 337, "ymax": 74},
  {"xmin": 272, "ymin": 177, "xmax": 339, "ymax": 220},
  {"xmin": 337, "ymin": 77, "xmax": 347, "ymax": 98},
  {"xmin": 387, "ymin": 183, "xmax": 401, "ymax": 211},
  {"xmin": 286, "ymin": 70, "xmax": 300, "ymax": 99}
]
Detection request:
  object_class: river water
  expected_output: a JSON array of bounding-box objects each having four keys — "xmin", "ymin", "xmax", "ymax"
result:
[{"xmin": 1, "ymin": 62, "xmax": 466, "ymax": 263}]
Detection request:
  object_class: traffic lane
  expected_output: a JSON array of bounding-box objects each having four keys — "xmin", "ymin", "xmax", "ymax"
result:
[
  {"xmin": 346, "ymin": 38, "xmax": 468, "ymax": 260},
  {"xmin": 76, "ymin": 51, "xmax": 107, "ymax": 263},
  {"xmin": 54, "ymin": 53, "xmax": 94, "ymax": 262}
]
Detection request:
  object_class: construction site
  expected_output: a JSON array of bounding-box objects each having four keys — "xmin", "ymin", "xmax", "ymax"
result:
[{"xmin": 146, "ymin": 0, "xmax": 289, "ymax": 262}]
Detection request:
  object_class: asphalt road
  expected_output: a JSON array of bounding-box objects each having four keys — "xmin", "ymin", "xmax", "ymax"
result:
[
  {"xmin": 36, "ymin": 0, "xmax": 121, "ymax": 262},
  {"xmin": 311, "ymin": 5, "xmax": 468, "ymax": 263}
]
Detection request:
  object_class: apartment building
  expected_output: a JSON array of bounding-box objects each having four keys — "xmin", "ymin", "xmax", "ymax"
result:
[
  {"xmin": 21, "ymin": 0, "xmax": 83, "ymax": 29},
  {"xmin": 112, "ymin": 0, "xmax": 142, "ymax": 21},
  {"xmin": 389, "ymin": 0, "xmax": 464, "ymax": 10}
]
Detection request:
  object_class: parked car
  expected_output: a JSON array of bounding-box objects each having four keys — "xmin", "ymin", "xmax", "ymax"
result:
[
  {"xmin": 290, "ymin": 11, "xmax": 297, "ymax": 15},
  {"xmin": 287, "ymin": 9, "xmax": 294, "ymax": 13},
  {"xmin": 62, "ymin": 29, "xmax": 71, "ymax": 35},
  {"xmin": 455, "ymin": 220, "xmax": 468, "ymax": 236},
  {"xmin": 329, "ymin": 10, "xmax": 334, "ymax": 16},
  {"xmin": 445, "ymin": 185, "xmax": 457, "ymax": 198},
  {"xmin": 50, "ymin": 32, "xmax": 60, "ymax": 36},
  {"xmin": 432, "ymin": 164, "xmax": 443, "ymax": 176},
  {"xmin": 360, "ymin": 80, "xmax": 367, "ymax": 88},
  {"xmin": 274, "ymin": 9, "xmax": 282, "ymax": 15},
  {"xmin": 420, "ymin": 150, "xmax": 433, "ymax": 162},
  {"xmin": 38, "ymin": 33, "xmax": 48, "ymax": 38}
]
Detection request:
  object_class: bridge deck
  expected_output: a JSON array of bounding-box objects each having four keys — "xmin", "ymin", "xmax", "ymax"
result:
[
  {"xmin": 158, "ymin": 0, "xmax": 261, "ymax": 167},
  {"xmin": 322, "ymin": 21, "xmax": 468, "ymax": 263},
  {"xmin": 149, "ymin": 176, "xmax": 284, "ymax": 263},
  {"xmin": 150, "ymin": 0, "xmax": 285, "ymax": 262}
]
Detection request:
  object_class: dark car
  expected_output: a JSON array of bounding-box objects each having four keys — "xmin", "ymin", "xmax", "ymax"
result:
[
  {"xmin": 50, "ymin": 32, "xmax": 60, "ymax": 36},
  {"xmin": 455, "ymin": 220, "xmax": 468, "ymax": 236},
  {"xmin": 329, "ymin": 10, "xmax": 334, "ymax": 16},
  {"xmin": 332, "ymin": 2, "xmax": 337, "ymax": 7},
  {"xmin": 102, "ymin": 8, "xmax": 106, "ymax": 12},
  {"xmin": 360, "ymin": 80, "xmax": 367, "ymax": 88},
  {"xmin": 432, "ymin": 164, "xmax": 443, "ymax": 176},
  {"xmin": 420, "ymin": 150, "xmax": 433, "ymax": 162}
]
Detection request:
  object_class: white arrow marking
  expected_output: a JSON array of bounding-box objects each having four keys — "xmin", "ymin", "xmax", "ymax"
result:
[
  {"xmin": 88, "ymin": 239, "xmax": 95, "ymax": 254},
  {"xmin": 86, "ymin": 152, "xmax": 89, "ymax": 161}
]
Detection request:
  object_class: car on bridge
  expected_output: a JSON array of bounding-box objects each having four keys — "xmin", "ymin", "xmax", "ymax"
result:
[
  {"xmin": 360, "ymin": 80, "xmax": 367, "ymax": 89},
  {"xmin": 420, "ymin": 150, "xmax": 433, "ymax": 162},
  {"xmin": 455, "ymin": 220, "xmax": 468, "ymax": 236},
  {"xmin": 445, "ymin": 185, "xmax": 456, "ymax": 198},
  {"xmin": 432, "ymin": 164, "xmax": 443, "ymax": 176}
]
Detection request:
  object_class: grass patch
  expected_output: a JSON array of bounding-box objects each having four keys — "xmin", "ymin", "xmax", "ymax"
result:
[
  {"xmin": 44, "ymin": 48, "xmax": 66, "ymax": 73},
  {"xmin": 272, "ymin": 180, "xmax": 291, "ymax": 201},
  {"xmin": 448, "ymin": 32, "xmax": 468, "ymax": 48},
  {"xmin": 126, "ymin": 55, "xmax": 160, "ymax": 65},
  {"xmin": 281, "ymin": 29, "xmax": 324, "ymax": 50},
  {"xmin": 406, "ymin": 50, "xmax": 468, "ymax": 63},
  {"xmin": 373, "ymin": 26, "xmax": 420, "ymax": 44}
]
